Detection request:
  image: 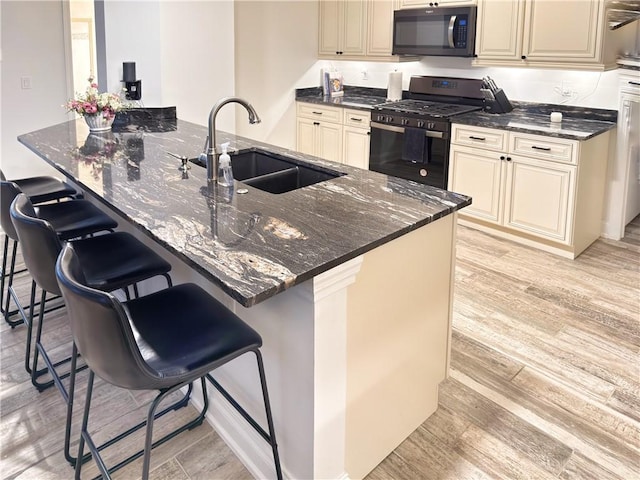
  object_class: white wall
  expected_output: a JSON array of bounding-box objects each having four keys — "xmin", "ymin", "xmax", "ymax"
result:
[
  {"xmin": 234, "ymin": 0, "xmax": 319, "ymax": 149},
  {"xmin": 0, "ymin": 0, "xmax": 71, "ymax": 178},
  {"xmin": 101, "ymin": 1, "xmax": 163, "ymax": 106},
  {"xmin": 159, "ymin": 0, "xmax": 236, "ymax": 129}
]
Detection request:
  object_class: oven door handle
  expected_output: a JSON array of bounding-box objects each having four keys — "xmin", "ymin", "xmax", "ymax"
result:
[{"xmin": 370, "ymin": 122, "xmax": 444, "ymax": 139}]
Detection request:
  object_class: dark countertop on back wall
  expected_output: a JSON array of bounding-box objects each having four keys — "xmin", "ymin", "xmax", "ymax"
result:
[
  {"xmin": 295, "ymin": 86, "xmax": 617, "ymax": 141},
  {"xmin": 18, "ymin": 118, "xmax": 470, "ymax": 307}
]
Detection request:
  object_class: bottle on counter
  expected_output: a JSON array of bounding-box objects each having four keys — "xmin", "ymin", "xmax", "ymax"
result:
[{"xmin": 217, "ymin": 142, "xmax": 233, "ymax": 187}]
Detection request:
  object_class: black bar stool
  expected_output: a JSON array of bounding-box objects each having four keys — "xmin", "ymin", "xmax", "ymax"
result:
[
  {"xmin": 0, "ymin": 173, "xmax": 80, "ymax": 324},
  {"xmin": 1, "ymin": 181, "xmax": 116, "ymax": 327},
  {"xmin": 56, "ymin": 243, "xmax": 283, "ymax": 480},
  {"xmin": 10, "ymin": 193, "xmax": 175, "ymax": 466}
]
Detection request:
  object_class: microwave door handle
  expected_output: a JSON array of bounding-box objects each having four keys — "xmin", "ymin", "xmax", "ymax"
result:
[
  {"xmin": 448, "ymin": 15, "xmax": 456, "ymax": 48},
  {"xmin": 371, "ymin": 122, "xmax": 443, "ymax": 138}
]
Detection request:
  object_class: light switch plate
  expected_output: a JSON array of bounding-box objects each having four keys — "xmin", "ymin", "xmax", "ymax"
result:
[{"xmin": 21, "ymin": 76, "xmax": 32, "ymax": 89}]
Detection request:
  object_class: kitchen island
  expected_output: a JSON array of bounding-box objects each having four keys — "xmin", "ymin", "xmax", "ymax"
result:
[{"xmin": 19, "ymin": 117, "xmax": 470, "ymax": 479}]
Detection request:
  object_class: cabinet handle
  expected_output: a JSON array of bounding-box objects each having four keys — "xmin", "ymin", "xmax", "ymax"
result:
[
  {"xmin": 521, "ymin": 55, "xmax": 527, "ymax": 60},
  {"xmin": 469, "ymin": 136, "xmax": 486, "ymax": 141},
  {"xmin": 500, "ymin": 155, "xmax": 506, "ymax": 160},
  {"xmin": 367, "ymin": 132, "xmax": 371, "ymax": 136},
  {"xmin": 313, "ymin": 122, "xmax": 320, "ymax": 126},
  {"xmin": 312, "ymin": 111, "xmax": 323, "ymax": 115},
  {"xmin": 531, "ymin": 145, "xmax": 551, "ymax": 151},
  {"xmin": 350, "ymin": 117, "xmax": 362, "ymax": 122},
  {"xmin": 506, "ymin": 156, "xmax": 512, "ymax": 161},
  {"xmin": 630, "ymin": 81, "xmax": 640, "ymax": 86}
]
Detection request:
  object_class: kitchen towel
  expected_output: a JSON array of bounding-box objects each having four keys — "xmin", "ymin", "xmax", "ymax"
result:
[
  {"xmin": 402, "ymin": 127, "xmax": 428, "ymax": 164},
  {"xmin": 387, "ymin": 71, "xmax": 403, "ymax": 101}
]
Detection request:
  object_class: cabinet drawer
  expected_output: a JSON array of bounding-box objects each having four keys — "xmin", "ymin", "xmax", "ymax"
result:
[
  {"xmin": 296, "ymin": 102, "xmax": 342, "ymax": 123},
  {"xmin": 343, "ymin": 108, "xmax": 371, "ymax": 128},
  {"xmin": 510, "ymin": 133, "xmax": 577, "ymax": 164},
  {"xmin": 451, "ymin": 124, "xmax": 508, "ymax": 151}
]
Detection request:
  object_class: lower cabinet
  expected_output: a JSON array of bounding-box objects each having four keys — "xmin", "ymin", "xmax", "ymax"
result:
[
  {"xmin": 449, "ymin": 124, "xmax": 610, "ymax": 258},
  {"xmin": 296, "ymin": 116, "xmax": 343, "ymax": 163},
  {"xmin": 296, "ymin": 102, "xmax": 371, "ymax": 169}
]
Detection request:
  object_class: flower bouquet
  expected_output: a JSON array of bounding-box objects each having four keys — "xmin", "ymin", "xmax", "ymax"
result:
[{"xmin": 65, "ymin": 76, "xmax": 127, "ymax": 132}]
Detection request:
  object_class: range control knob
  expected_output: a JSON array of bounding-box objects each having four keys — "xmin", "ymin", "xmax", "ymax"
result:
[
  {"xmin": 376, "ymin": 114, "xmax": 385, "ymax": 122},
  {"xmin": 401, "ymin": 119, "xmax": 409, "ymax": 126},
  {"xmin": 386, "ymin": 116, "xmax": 394, "ymax": 123},
  {"xmin": 417, "ymin": 120, "xmax": 425, "ymax": 128}
]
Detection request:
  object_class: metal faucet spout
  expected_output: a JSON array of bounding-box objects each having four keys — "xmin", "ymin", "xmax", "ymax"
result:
[{"xmin": 206, "ymin": 97, "xmax": 261, "ymax": 181}]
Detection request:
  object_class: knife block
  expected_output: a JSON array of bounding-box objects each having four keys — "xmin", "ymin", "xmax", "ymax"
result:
[{"xmin": 483, "ymin": 88, "xmax": 513, "ymax": 114}]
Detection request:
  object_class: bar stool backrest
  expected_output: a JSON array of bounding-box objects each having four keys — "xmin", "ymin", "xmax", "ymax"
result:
[
  {"xmin": 9, "ymin": 194, "xmax": 64, "ymax": 295},
  {"xmin": 56, "ymin": 244, "xmax": 163, "ymax": 390},
  {"xmin": 1, "ymin": 181, "xmax": 22, "ymax": 241}
]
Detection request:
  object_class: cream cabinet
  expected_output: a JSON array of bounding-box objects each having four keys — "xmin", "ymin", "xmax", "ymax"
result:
[
  {"xmin": 474, "ymin": 0, "xmax": 637, "ymax": 70},
  {"xmin": 296, "ymin": 102, "xmax": 371, "ymax": 169},
  {"xmin": 296, "ymin": 103, "xmax": 344, "ymax": 163},
  {"xmin": 319, "ymin": 0, "xmax": 367, "ymax": 57},
  {"xmin": 449, "ymin": 124, "xmax": 611, "ymax": 258},
  {"xmin": 320, "ymin": 0, "xmax": 416, "ymax": 61},
  {"xmin": 342, "ymin": 108, "xmax": 371, "ymax": 169}
]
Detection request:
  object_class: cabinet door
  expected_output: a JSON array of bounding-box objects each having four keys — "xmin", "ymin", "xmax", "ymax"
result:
[
  {"xmin": 319, "ymin": 0, "xmax": 341, "ymax": 55},
  {"xmin": 522, "ymin": 0, "xmax": 602, "ymax": 62},
  {"xmin": 448, "ymin": 145, "xmax": 504, "ymax": 224},
  {"xmin": 475, "ymin": 0, "xmax": 524, "ymax": 60},
  {"xmin": 503, "ymin": 155, "xmax": 575, "ymax": 243},
  {"xmin": 343, "ymin": 0, "xmax": 368, "ymax": 55},
  {"xmin": 367, "ymin": 0, "xmax": 398, "ymax": 56},
  {"xmin": 318, "ymin": 122, "xmax": 344, "ymax": 163},
  {"xmin": 343, "ymin": 126, "xmax": 370, "ymax": 169},
  {"xmin": 297, "ymin": 118, "xmax": 318, "ymax": 157}
]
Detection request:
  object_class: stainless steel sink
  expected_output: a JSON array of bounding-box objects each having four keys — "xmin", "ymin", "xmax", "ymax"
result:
[{"xmin": 190, "ymin": 148, "xmax": 345, "ymax": 194}]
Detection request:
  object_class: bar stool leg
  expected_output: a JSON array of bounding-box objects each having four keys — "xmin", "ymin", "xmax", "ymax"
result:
[
  {"xmin": 3, "ymin": 240, "xmax": 21, "ymax": 327},
  {"xmin": 1, "ymin": 234, "xmax": 8, "ymax": 315},
  {"xmin": 24, "ymin": 281, "xmax": 37, "ymax": 374},
  {"xmin": 255, "ymin": 350, "xmax": 283, "ymax": 480}
]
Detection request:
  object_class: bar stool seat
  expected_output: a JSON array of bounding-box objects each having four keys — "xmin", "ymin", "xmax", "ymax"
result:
[
  {"xmin": 0, "ymin": 169, "xmax": 80, "ymax": 204},
  {"xmin": 0, "ymin": 175, "xmax": 81, "ymax": 323},
  {"xmin": 34, "ymin": 201, "xmax": 117, "ymax": 241},
  {"xmin": 1, "ymin": 182, "xmax": 117, "ymax": 327},
  {"xmin": 56, "ymin": 244, "xmax": 282, "ymax": 480}
]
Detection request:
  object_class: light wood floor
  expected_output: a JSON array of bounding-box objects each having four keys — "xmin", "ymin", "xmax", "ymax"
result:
[{"xmin": 1, "ymin": 219, "xmax": 638, "ymax": 479}]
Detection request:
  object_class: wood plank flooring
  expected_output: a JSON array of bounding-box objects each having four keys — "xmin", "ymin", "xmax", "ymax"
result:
[{"xmin": 1, "ymin": 218, "xmax": 638, "ymax": 479}]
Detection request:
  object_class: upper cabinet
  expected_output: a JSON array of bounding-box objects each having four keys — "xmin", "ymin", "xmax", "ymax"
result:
[
  {"xmin": 474, "ymin": 0, "xmax": 638, "ymax": 70},
  {"xmin": 319, "ymin": 0, "xmax": 417, "ymax": 61},
  {"xmin": 319, "ymin": 0, "xmax": 367, "ymax": 56}
]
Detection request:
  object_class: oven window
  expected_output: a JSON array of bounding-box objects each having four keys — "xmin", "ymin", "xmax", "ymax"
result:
[{"xmin": 369, "ymin": 124, "xmax": 449, "ymax": 189}]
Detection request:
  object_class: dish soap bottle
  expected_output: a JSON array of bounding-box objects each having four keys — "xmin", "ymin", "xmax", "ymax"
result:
[{"xmin": 217, "ymin": 142, "xmax": 233, "ymax": 187}]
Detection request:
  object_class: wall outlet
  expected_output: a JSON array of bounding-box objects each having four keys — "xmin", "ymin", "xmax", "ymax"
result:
[
  {"xmin": 21, "ymin": 76, "xmax": 32, "ymax": 90},
  {"xmin": 361, "ymin": 70, "xmax": 368, "ymax": 81},
  {"xmin": 560, "ymin": 81, "xmax": 573, "ymax": 97}
]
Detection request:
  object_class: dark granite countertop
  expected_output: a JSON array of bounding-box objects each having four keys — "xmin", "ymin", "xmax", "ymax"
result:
[
  {"xmin": 451, "ymin": 106, "xmax": 616, "ymax": 141},
  {"xmin": 296, "ymin": 86, "xmax": 388, "ymax": 110},
  {"xmin": 18, "ymin": 119, "xmax": 470, "ymax": 307}
]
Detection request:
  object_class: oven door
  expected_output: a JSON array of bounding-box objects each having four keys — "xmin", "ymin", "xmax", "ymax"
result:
[{"xmin": 369, "ymin": 121, "xmax": 449, "ymax": 189}]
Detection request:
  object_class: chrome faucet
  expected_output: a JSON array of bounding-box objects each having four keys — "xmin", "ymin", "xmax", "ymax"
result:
[{"xmin": 205, "ymin": 97, "xmax": 261, "ymax": 181}]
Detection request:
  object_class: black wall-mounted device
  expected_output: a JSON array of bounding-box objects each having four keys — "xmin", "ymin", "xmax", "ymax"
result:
[{"xmin": 122, "ymin": 62, "xmax": 142, "ymax": 100}]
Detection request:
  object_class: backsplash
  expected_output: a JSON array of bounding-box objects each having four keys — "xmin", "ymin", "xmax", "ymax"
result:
[{"xmin": 311, "ymin": 59, "xmax": 624, "ymax": 110}]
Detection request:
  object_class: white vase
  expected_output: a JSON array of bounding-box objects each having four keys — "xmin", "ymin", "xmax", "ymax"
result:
[{"xmin": 84, "ymin": 114, "xmax": 115, "ymax": 132}]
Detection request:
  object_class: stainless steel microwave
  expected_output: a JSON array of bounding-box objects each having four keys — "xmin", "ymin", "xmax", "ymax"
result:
[{"xmin": 392, "ymin": 6, "xmax": 476, "ymax": 57}]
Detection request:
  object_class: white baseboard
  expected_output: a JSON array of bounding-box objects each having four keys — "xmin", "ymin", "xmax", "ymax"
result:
[{"xmin": 189, "ymin": 384, "xmax": 290, "ymax": 480}]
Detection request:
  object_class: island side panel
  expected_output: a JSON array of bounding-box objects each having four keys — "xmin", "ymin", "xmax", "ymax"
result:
[{"xmin": 345, "ymin": 214, "xmax": 456, "ymax": 479}]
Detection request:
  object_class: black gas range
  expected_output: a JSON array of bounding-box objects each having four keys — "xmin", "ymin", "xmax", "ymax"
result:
[{"xmin": 369, "ymin": 76, "xmax": 485, "ymax": 189}]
